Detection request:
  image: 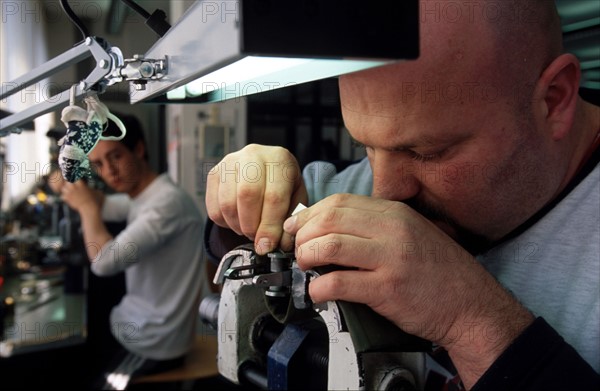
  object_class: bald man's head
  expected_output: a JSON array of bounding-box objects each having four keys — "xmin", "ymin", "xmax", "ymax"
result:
[
  {"xmin": 338, "ymin": 0, "xmax": 593, "ymax": 247},
  {"xmin": 340, "ymin": 0, "xmax": 566, "ymax": 119},
  {"xmin": 482, "ymin": 0, "xmax": 563, "ymax": 84},
  {"xmin": 418, "ymin": 0, "xmax": 563, "ymax": 79}
]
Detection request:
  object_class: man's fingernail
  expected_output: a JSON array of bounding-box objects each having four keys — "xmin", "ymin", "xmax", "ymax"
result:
[
  {"xmin": 256, "ymin": 238, "xmax": 273, "ymax": 254},
  {"xmin": 283, "ymin": 215, "xmax": 296, "ymax": 232}
]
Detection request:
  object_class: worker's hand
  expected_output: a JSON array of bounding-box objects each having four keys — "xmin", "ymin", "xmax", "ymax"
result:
[
  {"xmin": 206, "ymin": 144, "xmax": 308, "ymax": 255},
  {"xmin": 47, "ymin": 168, "xmax": 67, "ymax": 195},
  {"xmin": 283, "ymin": 193, "xmax": 534, "ymax": 388},
  {"xmin": 61, "ymin": 180, "xmax": 104, "ymax": 213}
]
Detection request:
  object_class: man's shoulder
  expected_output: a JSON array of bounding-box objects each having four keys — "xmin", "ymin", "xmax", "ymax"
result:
[
  {"xmin": 143, "ymin": 174, "xmax": 202, "ymax": 218},
  {"xmin": 303, "ymin": 157, "xmax": 373, "ymax": 204}
]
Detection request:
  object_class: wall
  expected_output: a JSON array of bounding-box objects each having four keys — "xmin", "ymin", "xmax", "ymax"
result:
[
  {"xmin": 166, "ymin": 99, "xmax": 247, "ymax": 216},
  {"xmin": 1, "ymin": 0, "xmax": 52, "ymax": 210}
]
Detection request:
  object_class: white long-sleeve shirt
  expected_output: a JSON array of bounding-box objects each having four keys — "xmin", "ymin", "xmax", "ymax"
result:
[{"xmin": 92, "ymin": 174, "xmax": 205, "ymax": 360}]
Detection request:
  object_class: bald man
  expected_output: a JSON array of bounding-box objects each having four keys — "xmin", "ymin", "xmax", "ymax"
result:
[{"xmin": 206, "ymin": 1, "xmax": 600, "ymax": 389}]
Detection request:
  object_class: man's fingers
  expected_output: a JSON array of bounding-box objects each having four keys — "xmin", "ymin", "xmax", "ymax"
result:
[
  {"xmin": 217, "ymin": 177, "xmax": 243, "ymax": 235},
  {"xmin": 284, "ymin": 194, "xmax": 394, "ymax": 234},
  {"xmin": 295, "ymin": 234, "xmax": 379, "ymax": 271},
  {"xmin": 205, "ymin": 165, "xmax": 228, "ymax": 227},
  {"xmin": 254, "ymin": 186, "xmax": 294, "ymax": 254},
  {"xmin": 308, "ymin": 269, "xmax": 379, "ymax": 306},
  {"xmin": 205, "ymin": 145, "xmax": 306, "ymax": 250},
  {"xmin": 236, "ymin": 181, "xmax": 265, "ymax": 241},
  {"xmin": 272, "ymin": 182, "xmax": 309, "ymax": 252}
]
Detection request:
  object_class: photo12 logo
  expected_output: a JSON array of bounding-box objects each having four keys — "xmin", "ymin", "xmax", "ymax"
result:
[{"xmin": 1, "ymin": 1, "xmax": 135, "ymax": 25}]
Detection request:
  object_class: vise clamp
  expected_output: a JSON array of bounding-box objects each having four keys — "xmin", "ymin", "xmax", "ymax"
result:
[{"xmin": 201, "ymin": 244, "xmax": 431, "ymax": 390}]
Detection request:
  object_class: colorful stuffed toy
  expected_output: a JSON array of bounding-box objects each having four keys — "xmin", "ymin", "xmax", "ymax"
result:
[{"xmin": 58, "ymin": 93, "xmax": 126, "ymax": 182}]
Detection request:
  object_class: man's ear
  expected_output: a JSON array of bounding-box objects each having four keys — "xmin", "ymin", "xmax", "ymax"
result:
[
  {"xmin": 533, "ymin": 53, "xmax": 581, "ymax": 141},
  {"xmin": 134, "ymin": 140, "xmax": 146, "ymax": 160}
]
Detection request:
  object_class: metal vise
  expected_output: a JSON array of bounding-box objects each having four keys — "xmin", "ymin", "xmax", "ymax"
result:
[{"xmin": 200, "ymin": 244, "xmax": 431, "ymax": 390}]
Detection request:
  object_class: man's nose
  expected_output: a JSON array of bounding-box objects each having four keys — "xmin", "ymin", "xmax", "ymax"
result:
[
  {"xmin": 102, "ymin": 160, "xmax": 117, "ymax": 178},
  {"xmin": 370, "ymin": 153, "xmax": 421, "ymax": 201}
]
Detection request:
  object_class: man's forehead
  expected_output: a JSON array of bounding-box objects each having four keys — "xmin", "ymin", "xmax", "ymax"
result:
[
  {"xmin": 88, "ymin": 140, "xmax": 124, "ymax": 160},
  {"xmin": 344, "ymin": 107, "xmax": 471, "ymax": 149}
]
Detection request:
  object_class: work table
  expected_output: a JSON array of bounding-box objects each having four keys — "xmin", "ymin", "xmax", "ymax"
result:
[{"xmin": 0, "ymin": 266, "xmax": 86, "ymax": 357}]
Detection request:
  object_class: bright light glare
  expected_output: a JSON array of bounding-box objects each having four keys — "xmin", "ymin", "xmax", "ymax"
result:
[
  {"xmin": 172, "ymin": 56, "xmax": 391, "ymax": 101},
  {"xmin": 185, "ymin": 56, "xmax": 310, "ymax": 96}
]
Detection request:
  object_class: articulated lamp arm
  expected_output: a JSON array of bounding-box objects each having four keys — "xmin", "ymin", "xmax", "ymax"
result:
[{"xmin": 0, "ymin": 36, "xmax": 167, "ymax": 137}]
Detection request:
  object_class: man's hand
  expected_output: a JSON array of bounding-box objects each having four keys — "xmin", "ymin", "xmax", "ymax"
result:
[
  {"xmin": 61, "ymin": 180, "xmax": 103, "ymax": 213},
  {"xmin": 283, "ymin": 193, "xmax": 534, "ymax": 388},
  {"xmin": 61, "ymin": 180, "xmax": 112, "ymax": 261},
  {"xmin": 205, "ymin": 144, "xmax": 308, "ymax": 254}
]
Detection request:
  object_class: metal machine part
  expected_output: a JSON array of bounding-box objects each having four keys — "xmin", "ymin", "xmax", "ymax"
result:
[
  {"xmin": 200, "ymin": 245, "xmax": 429, "ymax": 390},
  {"xmin": 110, "ymin": 54, "xmax": 168, "ymax": 91}
]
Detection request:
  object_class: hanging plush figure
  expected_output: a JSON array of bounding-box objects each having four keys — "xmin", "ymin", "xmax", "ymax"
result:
[{"xmin": 58, "ymin": 91, "xmax": 126, "ymax": 182}]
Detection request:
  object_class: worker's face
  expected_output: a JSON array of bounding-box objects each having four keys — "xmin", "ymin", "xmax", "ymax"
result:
[
  {"xmin": 339, "ymin": 9, "xmax": 561, "ymax": 251},
  {"xmin": 89, "ymin": 140, "xmax": 144, "ymax": 195}
]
